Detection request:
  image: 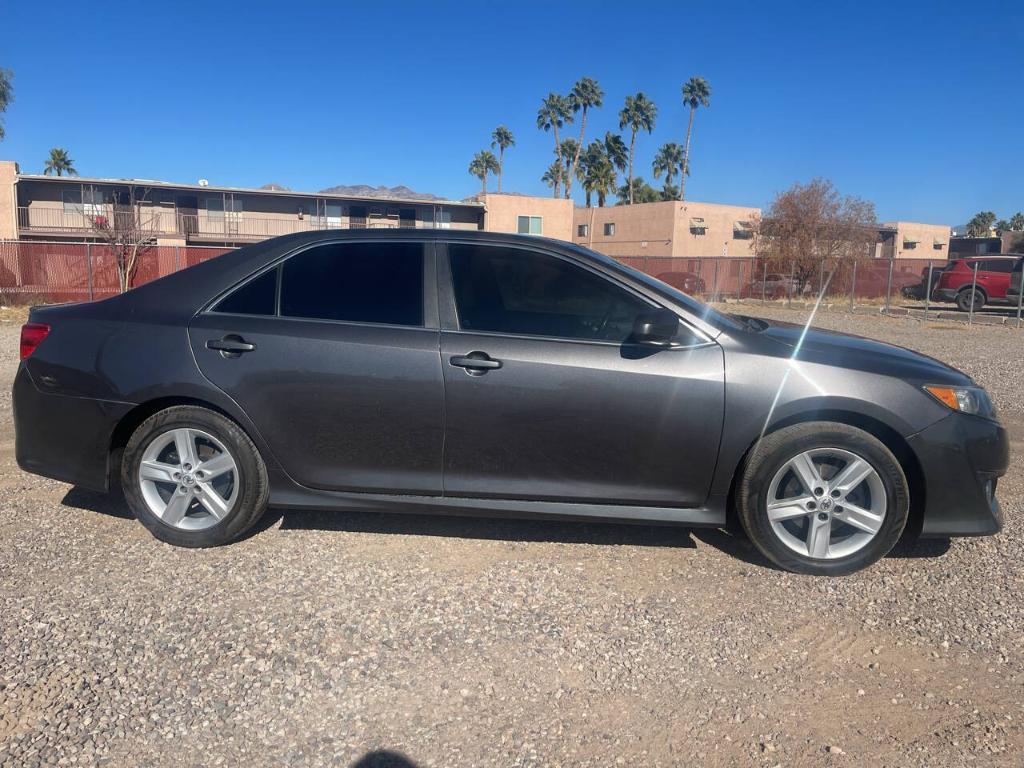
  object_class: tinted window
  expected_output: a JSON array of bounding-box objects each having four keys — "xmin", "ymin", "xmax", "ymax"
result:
[
  {"xmin": 984, "ymin": 259, "xmax": 1015, "ymax": 273},
  {"xmin": 281, "ymin": 242, "xmax": 423, "ymax": 326},
  {"xmin": 214, "ymin": 268, "xmax": 277, "ymax": 315},
  {"xmin": 449, "ymin": 244, "xmax": 653, "ymax": 342}
]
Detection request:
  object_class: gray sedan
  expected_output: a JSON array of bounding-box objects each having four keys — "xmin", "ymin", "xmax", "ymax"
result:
[{"xmin": 13, "ymin": 231, "xmax": 1008, "ymax": 575}]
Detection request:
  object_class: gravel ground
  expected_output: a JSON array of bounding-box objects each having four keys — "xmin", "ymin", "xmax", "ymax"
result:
[{"xmin": 1, "ymin": 308, "xmax": 1022, "ymax": 767}]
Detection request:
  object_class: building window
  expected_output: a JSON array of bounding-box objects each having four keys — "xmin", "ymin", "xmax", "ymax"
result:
[
  {"xmin": 207, "ymin": 196, "xmax": 243, "ymax": 219},
  {"xmin": 903, "ymin": 239, "xmax": 918, "ymax": 250},
  {"xmin": 422, "ymin": 209, "xmax": 452, "ymax": 229},
  {"xmin": 63, "ymin": 187, "xmax": 106, "ymax": 216},
  {"xmin": 933, "ymin": 241, "xmax": 944, "ymax": 251},
  {"xmin": 603, "ymin": 222, "xmax": 616, "ymax": 236},
  {"xmin": 733, "ymin": 221, "xmax": 754, "ymax": 240},
  {"xmin": 689, "ymin": 217, "xmax": 707, "ymax": 235},
  {"xmin": 517, "ymin": 215, "xmax": 543, "ymax": 235},
  {"xmin": 577, "ymin": 224, "xmax": 589, "ymax": 237}
]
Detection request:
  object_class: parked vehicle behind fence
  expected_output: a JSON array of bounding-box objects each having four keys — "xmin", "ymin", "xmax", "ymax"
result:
[
  {"xmin": 1007, "ymin": 257, "xmax": 1024, "ymax": 307},
  {"xmin": 654, "ymin": 271, "xmax": 706, "ymax": 295},
  {"xmin": 902, "ymin": 265, "xmax": 947, "ymax": 301},
  {"xmin": 932, "ymin": 256, "xmax": 1019, "ymax": 312}
]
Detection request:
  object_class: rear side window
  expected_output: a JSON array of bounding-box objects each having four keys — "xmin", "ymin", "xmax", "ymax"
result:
[
  {"xmin": 280, "ymin": 242, "xmax": 423, "ymax": 326},
  {"xmin": 213, "ymin": 268, "xmax": 278, "ymax": 315},
  {"xmin": 983, "ymin": 260, "xmax": 1015, "ymax": 273},
  {"xmin": 449, "ymin": 243, "xmax": 653, "ymax": 343}
]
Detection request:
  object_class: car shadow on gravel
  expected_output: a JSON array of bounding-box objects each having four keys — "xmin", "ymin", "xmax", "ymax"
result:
[
  {"xmin": 351, "ymin": 750, "xmax": 420, "ymax": 768},
  {"xmin": 58, "ymin": 487, "xmax": 953, "ymax": 567},
  {"xmin": 60, "ymin": 486, "xmax": 134, "ymax": 519}
]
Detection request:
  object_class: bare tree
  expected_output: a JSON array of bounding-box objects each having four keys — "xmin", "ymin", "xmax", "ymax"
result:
[
  {"xmin": 754, "ymin": 178, "xmax": 878, "ymax": 295},
  {"xmin": 90, "ymin": 185, "xmax": 160, "ymax": 293}
]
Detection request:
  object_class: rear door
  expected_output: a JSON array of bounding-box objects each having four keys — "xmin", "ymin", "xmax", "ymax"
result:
[
  {"xmin": 437, "ymin": 241, "xmax": 725, "ymax": 507},
  {"xmin": 980, "ymin": 258, "xmax": 1014, "ymax": 299},
  {"xmin": 189, "ymin": 239, "xmax": 444, "ymax": 494}
]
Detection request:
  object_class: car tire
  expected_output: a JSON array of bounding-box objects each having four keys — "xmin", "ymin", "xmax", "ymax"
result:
[
  {"xmin": 736, "ymin": 422, "xmax": 909, "ymax": 576},
  {"xmin": 121, "ymin": 406, "xmax": 269, "ymax": 547},
  {"xmin": 956, "ymin": 288, "xmax": 984, "ymax": 312}
]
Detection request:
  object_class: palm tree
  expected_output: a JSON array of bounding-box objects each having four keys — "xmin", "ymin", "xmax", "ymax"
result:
[
  {"xmin": 578, "ymin": 142, "xmax": 618, "ymax": 208},
  {"xmin": 652, "ymin": 142, "xmax": 685, "ymax": 197},
  {"xmin": 0, "ymin": 68, "xmax": 13, "ymax": 141},
  {"xmin": 1008, "ymin": 212, "xmax": 1024, "ymax": 231},
  {"xmin": 558, "ymin": 138, "xmax": 579, "ymax": 176},
  {"xmin": 679, "ymin": 77, "xmax": 711, "ymax": 201},
  {"xmin": 603, "ymin": 132, "xmax": 629, "ymax": 189},
  {"xmin": 537, "ymin": 93, "xmax": 573, "ymax": 197},
  {"xmin": 618, "ymin": 93, "xmax": 657, "ymax": 204},
  {"xmin": 564, "ymin": 77, "xmax": 604, "ymax": 199},
  {"xmin": 468, "ymin": 150, "xmax": 500, "ymax": 195},
  {"xmin": 616, "ymin": 176, "xmax": 660, "ymax": 205},
  {"xmin": 44, "ymin": 147, "xmax": 76, "ymax": 177},
  {"xmin": 490, "ymin": 125, "xmax": 515, "ymax": 193},
  {"xmin": 541, "ymin": 162, "xmax": 564, "ymax": 198}
]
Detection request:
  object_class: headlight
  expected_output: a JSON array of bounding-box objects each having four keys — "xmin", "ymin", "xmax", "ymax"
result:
[{"xmin": 924, "ymin": 385, "xmax": 996, "ymax": 419}]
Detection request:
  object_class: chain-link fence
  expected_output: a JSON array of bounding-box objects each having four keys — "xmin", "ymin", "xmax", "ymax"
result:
[
  {"xmin": 0, "ymin": 240, "xmax": 233, "ymax": 304},
  {"xmin": 1, "ymin": 240, "xmax": 1019, "ymax": 326}
]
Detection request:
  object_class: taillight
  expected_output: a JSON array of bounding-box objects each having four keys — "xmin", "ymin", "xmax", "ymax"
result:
[{"xmin": 20, "ymin": 323, "xmax": 50, "ymax": 360}]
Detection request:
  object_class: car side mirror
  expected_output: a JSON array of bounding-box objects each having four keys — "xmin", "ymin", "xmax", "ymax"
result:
[{"xmin": 631, "ymin": 309, "xmax": 680, "ymax": 347}]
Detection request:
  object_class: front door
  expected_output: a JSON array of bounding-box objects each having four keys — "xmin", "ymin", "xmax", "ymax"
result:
[
  {"xmin": 189, "ymin": 239, "xmax": 444, "ymax": 494},
  {"xmin": 438, "ymin": 242, "xmax": 725, "ymax": 507}
]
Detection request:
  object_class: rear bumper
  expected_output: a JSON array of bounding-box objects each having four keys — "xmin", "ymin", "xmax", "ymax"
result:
[
  {"xmin": 932, "ymin": 288, "xmax": 958, "ymax": 302},
  {"xmin": 908, "ymin": 412, "xmax": 1009, "ymax": 537},
  {"xmin": 13, "ymin": 364, "xmax": 131, "ymax": 492}
]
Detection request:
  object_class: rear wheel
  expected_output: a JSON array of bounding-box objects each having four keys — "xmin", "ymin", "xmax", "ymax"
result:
[
  {"xmin": 956, "ymin": 288, "xmax": 985, "ymax": 312},
  {"xmin": 121, "ymin": 406, "xmax": 269, "ymax": 547},
  {"xmin": 737, "ymin": 422, "xmax": 909, "ymax": 576}
]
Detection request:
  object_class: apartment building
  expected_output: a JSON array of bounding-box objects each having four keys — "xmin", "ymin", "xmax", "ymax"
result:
[
  {"xmin": 572, "ymin": 199, "xmax": 951, "ymax": 261},
  {"xmin": 0, "ymin": 161, "xmax": 574, "ymax": 246},
  {"xmin": 573, "ymin": 200, "xmax": 761, "ymax": 258},
  {"xmin": 0, "ymin": 160, "xmax": 950, "ymax": 261}
]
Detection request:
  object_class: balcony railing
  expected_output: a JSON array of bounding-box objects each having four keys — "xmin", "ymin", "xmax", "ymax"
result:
[
  {"xmin": 18, "ymin": 207, "xmax": 421, "ymax": 241},
  {"xmin": 17, "ymin": 206, "xmax": 177, "ymax": 235}
]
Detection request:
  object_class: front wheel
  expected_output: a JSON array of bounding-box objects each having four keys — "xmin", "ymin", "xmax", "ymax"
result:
[
  {"xmin": 121, "ymin": 406, "xmax": 269, "ymax": 547},
  {"xmin": 736, "ymin": 422, "xmax": 909, "ymax": 576}
]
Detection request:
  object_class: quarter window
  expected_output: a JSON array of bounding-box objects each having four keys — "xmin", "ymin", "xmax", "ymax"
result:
[
  {"xmin": 448, "ymin": 244, "xmax": 655, "ymax": 343},
  {"xmin": 517, "ymin": 215, "xmax": 543, "ymax": 235},
  {"xmin": 214, "ymin": 268, "xmax": 278, "ymax": 315},
  {"xmin": 280, "ymin": 242, "xmax": 423, "ymax": 326}
]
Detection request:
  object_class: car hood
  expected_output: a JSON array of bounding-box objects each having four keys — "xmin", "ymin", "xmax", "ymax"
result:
[{"xmin": 743, "ymin": 317, "xmax": 972, "ymax": 385}]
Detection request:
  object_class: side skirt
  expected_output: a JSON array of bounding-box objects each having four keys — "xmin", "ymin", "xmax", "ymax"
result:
[{"xmin": 269, "ymin": 483, "xmax": 729, "ymax": 528}]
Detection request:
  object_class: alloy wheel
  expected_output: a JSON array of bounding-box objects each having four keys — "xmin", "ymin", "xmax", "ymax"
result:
[
  {"xmin": 766, "ymin": 447, "xmax": 887, "ymax": 560},
  {"xmin": 137, "ymin": 427, "xmax": 239, "ymax": 530}
]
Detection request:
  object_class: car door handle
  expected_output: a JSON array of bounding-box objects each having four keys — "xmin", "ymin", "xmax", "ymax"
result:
[
  {"xmin": 450, "ymin": 352, "xmax": 502, "ymax": 374},
  {"xmin": 206, "ymin": 335, "xmax": 256, "ymax": 355}
]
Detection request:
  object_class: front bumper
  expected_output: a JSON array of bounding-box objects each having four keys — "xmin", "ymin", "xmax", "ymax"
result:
[
  {"xmin": 13, "ymin": 364, "xmax": 132, "ymax": 492},
  {"xmin": 908, "ymin": 412, "xmax": 1009, "ymax": 537}
]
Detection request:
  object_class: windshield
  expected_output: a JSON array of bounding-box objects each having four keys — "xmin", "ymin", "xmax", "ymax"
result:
[{"xmin": 567, "ymin": 243, "xmax": 747, "ymax": 333}]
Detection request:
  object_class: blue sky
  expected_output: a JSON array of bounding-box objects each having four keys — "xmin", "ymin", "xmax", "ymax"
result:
[{"xmin": 2, "ymin": 0, "xmax": 1022, "ymax": 223}]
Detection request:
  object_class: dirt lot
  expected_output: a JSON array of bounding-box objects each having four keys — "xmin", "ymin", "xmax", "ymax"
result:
[{"xmin": 1, "ymin": 306, "xmax": 1022, "ymax": 767}]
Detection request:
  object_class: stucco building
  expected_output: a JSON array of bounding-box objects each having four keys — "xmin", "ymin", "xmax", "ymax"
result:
[{"xmin": 0, "ymin": 161, "xmax": 569, "ymax": 247}]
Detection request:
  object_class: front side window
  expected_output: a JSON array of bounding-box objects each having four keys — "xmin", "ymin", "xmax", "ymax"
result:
[
  {"xmin": 449, "ymin": 244, "xmax": 654, "ymax": 343},
  {"xmin": 280, "ymin": 242, "xmax": 423, "ymax": 326},
  {"xmin": 517, "ymin": 215, "xmax": 543, "ymax": 235}
]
